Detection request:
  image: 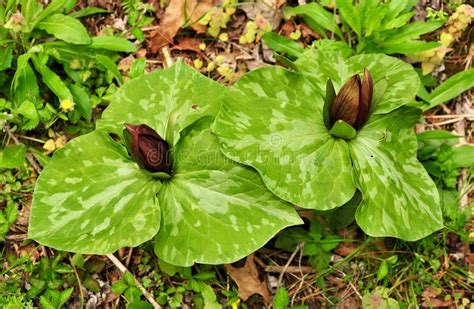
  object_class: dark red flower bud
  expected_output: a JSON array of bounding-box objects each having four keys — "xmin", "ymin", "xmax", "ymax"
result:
[
  {"xmin": 124, "ymin": 123, "xmax": 172, "ymax": 174},
  {"xmin": 327, "ymin": 68, "xmax": 373, "ymax": 130}
]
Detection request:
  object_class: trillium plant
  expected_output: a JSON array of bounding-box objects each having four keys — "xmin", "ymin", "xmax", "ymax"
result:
[
  {"xmin": 213, "ymin": 50, "xmax": 443, "ymax": 241},
  {"xmin": 28, "ymin": 61, "xmax": 302, "ymax": 266}
]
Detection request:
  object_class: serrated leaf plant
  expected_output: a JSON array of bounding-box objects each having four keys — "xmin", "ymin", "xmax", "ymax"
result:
[
  {"xmin": 28, "ymin": 61, "xmax": 302, "ymax": 266},
  {"xmin": 213, "ymin": 49, "xmax": 444, "ymax": 241}
]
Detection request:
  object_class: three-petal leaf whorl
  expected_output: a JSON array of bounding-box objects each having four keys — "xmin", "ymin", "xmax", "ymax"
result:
[{"xmin": 213, "ymin": 50, "xmax": 443, "ymax": 241}]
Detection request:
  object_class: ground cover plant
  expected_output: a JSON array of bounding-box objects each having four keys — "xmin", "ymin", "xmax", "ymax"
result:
[
  {"xmin": 0, "ymin": 0, "xmax": 137, "ymax": 131},
  {"xmin": 1, "ymin": 0, "xmax": 473, "ymax": 307}
]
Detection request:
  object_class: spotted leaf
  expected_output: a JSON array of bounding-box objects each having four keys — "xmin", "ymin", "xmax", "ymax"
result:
[
  {"xmin": 97, "ymin": 60, "xmax": 226, "ymax": 145},
  {"xmin": 29, "ymin": 131, "xmax": 161, "ymax": 254},
  {"xmin": 350, "ymin": 107, "xmax": 443, "ymax": 240},
  {"xmin": 213, "ymin": 66, "xmax": 356, "ymax": 210},
  {"xmin": 155, "ymin": 118, "xmax": 302, "ymax": 266}
]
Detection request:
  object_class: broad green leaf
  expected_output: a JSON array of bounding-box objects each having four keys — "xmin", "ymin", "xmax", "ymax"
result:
[
  {"xmin": 0, "ymin": 144, "xmax": 26, "ymax": 168},
  {"xmin": 383, "ymin": 21, "xmax": 443, "ymax": 44},
  {"xmin": 37, "ymin": 13, "xmax": 91, "ymax": 44},
  {"xmin": 32, "ymin": 55, "xmax": 73, "ymax": 101},
  {"xmin": 426, "ymin": 68, "xmax": 474, "ymax": 110},
  {"xmin": 31, "ymin": 0, "xmax": 67, "ymax": 29},
  {"xmin": 29, "ymin": 131, "xmax": 162, "ymax": 254},
  {"xmin": 295, "ymin": 50, "xmax": 420, "ymax": 114},
  {"xmin": 350, "ymin": 107, "xmax": 443, "ymax": 240},
  {"xmin": 89, "ymin": 36, "xmax": 137, "ymax": 52},
  {"xmin": 262, "ymin": 32, "xmax": 304, "ymax": 59},
  {"xmin": 213, "ymin": 67, "xmax": 356, "ymax": 210},
  {"xmin": 97, "ymin": 60, "xmax": 226, "ymax": 145},
  {"xmin": 155, "ymin": 118, "xmax": 302, "ymax": 266}
]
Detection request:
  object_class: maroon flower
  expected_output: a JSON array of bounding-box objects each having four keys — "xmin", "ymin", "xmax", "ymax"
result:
[
  {"xmin": 329, "ymin": 68, "xmax": 373, "ymax": 130},
  {"xmin": 124, "ymin": 124, "xmax": 172, "ymax": 174}
]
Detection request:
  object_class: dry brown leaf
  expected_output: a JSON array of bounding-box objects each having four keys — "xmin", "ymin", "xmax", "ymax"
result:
[
  {"xmin": 224, "ymin": 254, "xmax": 272, "ymax": 303},
  {"xmin": 171, "ymin": 37, "xmax": 202, "ymax": 52},
  {"xmin": 421, "ymin": 287, "xmax": 453, "ymax": 308},
  {"xmin": 148, "ymin": 0, "xmax": 213, "ymax": 53}
]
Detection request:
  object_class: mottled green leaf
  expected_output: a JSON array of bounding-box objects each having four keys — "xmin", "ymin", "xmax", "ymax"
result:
[
  {"xmin": 350, "ymin": 108, "xmax": 443, "ymax": 240},
  {"xmin": 29, "ymin": 131, "xmax": 162, "ymax": 254},
  {"xmin": 214, "ymin": 52, "xmax": 442, "ymax": 240},
  {"xmin": 31, "ymin": 62, "xmax": 299, "ymax": 266},
  {"xmin": 213, "ymin": 66, "xmax": 356, "ymax": 210},
  {"xmin": 97, "ymin": 60, "xmax": 226, "ymax": 145},
  {"xmin": 155, "ymin": 118, "xmax": 302, "ymax": 266},
  {"xmin": 295, "ymin": 50, "xmax": 420, "ymax": 114}
]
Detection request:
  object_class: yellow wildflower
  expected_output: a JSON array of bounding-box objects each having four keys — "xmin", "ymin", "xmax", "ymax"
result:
[{"xmin": 60, "ymin": 99, "xmax": 75, "ymax": 112}]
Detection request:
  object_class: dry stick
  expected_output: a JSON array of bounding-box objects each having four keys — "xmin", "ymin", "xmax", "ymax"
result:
[
  {"xmin": 107, "ymin": 253, "xmax": 162, "ymax": 309},
  {"xmin": 265, "ymin": 265, "xmax": 315, "ymax": 274},
  {"xmin": 4, "ymin": 124, "xmax": 42, "ymax": 174},
  {"xmin": 276, "ymin": 242, "xmax": 304, "ymax": 290},
  {"xmin": 69, "ymin": 255, "xmax": 85, "ymax": 309}
]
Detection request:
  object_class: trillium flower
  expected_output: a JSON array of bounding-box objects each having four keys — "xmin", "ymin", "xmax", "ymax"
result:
[
  {"xmin": 323, "ymin": 69, "xmax": 373, "ymax": 139},
  {"xmin": 124, "ymin": 123, "xmax": 172, "ymax": 174}
]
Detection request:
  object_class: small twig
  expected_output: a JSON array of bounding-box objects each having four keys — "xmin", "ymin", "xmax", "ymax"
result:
[
  {"xmin": 125, "ymin": 248, "xmax": 133, "ymax": 268},
  {"xmin": 265, "ymin": 265, "xmax": 315, "ymax": 273},
  {"xmin": 107, "ymin": 253, "xmax": 161, "ymax": 309},
  {"xmin": 4, "ymin": 124, "xmax": 43, "ymax": 174},
  {"xmin": 425, "ymin": 114, "xmax": 474, "ymax": 119},
  {"xmin": 4, "ymin": 234, "xmax": 27, "ymax": 241},
  {"xmin": 69, "ymin": 254, "xmax": 85, "ymax": 309},
  {"xmin": 427, "ymin": 117, "xmax": 465, "ymax": 126},
  {"xmin": 276, "ymin": 242, "xmax": 304, "ymax": 290}
]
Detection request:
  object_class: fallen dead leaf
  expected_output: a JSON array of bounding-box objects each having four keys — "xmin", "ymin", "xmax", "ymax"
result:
[
  {"xmin": 148, "ymin": 0, "xmax": 213, "ymax": 53},
  {"xmin": 421, "ymin": 287, "xmax": 454, "ymax": 308},
  {"xmin": 171, "ymin": 37, "xmax": 203, "ymax": 53},
  {"xmin": 224, "ymin": 254, "xmax": 272, "ymax": 304}
]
